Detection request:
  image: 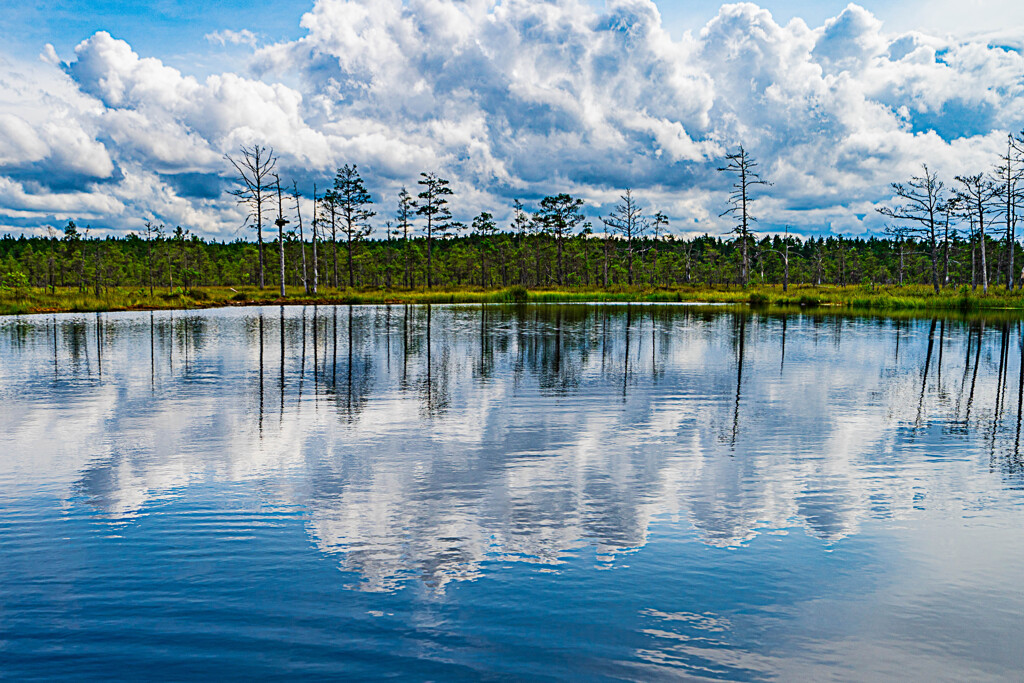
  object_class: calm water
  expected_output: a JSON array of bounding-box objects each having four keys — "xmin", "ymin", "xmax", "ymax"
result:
[{"xmin": 2, "ymin": 304, "xmax": 1023, "ymax": 680}]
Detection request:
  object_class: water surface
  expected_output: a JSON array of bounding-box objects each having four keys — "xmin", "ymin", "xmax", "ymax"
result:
[{"xmin": 2, "ymin": 304, "xmax": 1023, "ymax": 680}]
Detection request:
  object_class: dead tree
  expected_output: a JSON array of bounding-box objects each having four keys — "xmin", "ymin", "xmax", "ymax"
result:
[
  {"xmin": 273, "ymin": 174, "xmax": 289, "ymax": 297},
  {"xmin": 397, "ymin": 188, "xmax": 414, "ymax": 288},
  {"xmin": 226, "ymin": 144, "xmax": 276, "ymax": 289},
  {"xmin": 289, "ymin": 181, "xmax": 309, "ymax": 294},
  {"xmin": 310, "ymin": 183, "xmax": 320, "ymax": 295},
  {"xmin": 884, "ymin": 223, "xmax": 915, "ymax": 285},
  {"xmin": 144, "ymin": 220, "xmax": 155, "ymax": 296},
  {"xmin": 955, "ymin": 173, "xmax": 1000, "ymax": 293},
  {"xmin": 718, "ymin": 146, "xmax": 770, "ymax": 285},
  {"xmin": 765, "ymin": 228, "xmax": 793, "ymax": 292},
  {"xmin": 996, "ymin": 133, "xmax": 1024, "ymax": 289},
  {"xmin": 601, "ymin": 188, "xmax": 646, "ymax": 286},
  {"xmin": 650, "ymin": 211, "xmax": 668, "ymax": 285},
  {"xmin": 877, "ymin": 164, "xmax": 947, "ymax": 294},
  {"xmin": 322, "ymin": 189, "xmax": 340, "ymax": 289}
]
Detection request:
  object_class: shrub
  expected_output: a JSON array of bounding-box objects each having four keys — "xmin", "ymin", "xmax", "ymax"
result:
[
  {"xmin": 501, "ymin": 285, "xmax": 529, "ymax": 303},
  {"xmin": 0, "ymin": 270, "xmax": 29, "ymax": 292}
]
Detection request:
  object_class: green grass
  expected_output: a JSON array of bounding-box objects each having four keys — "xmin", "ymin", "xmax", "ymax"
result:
[{"xmin": 4, "ymin": 283, "xmax": 1024, "ymax": 317}]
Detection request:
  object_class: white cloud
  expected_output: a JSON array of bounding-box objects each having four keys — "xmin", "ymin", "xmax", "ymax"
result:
[
  {"xmin": 204, "ymin": 29, "xmax": 259, "ymax": 48},
  {"xmin": 0, "ymin": 2, "xmax": 1023, "ymax": 237}
]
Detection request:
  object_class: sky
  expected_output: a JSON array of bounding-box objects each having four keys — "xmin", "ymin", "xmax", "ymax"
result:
[{"xmin": 2, "ymin": 0, "xmax": 1024, "ymax": 240}]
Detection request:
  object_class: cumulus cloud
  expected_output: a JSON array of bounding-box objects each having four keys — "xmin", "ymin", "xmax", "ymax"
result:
[{"xmin": 0, "ymin": 1, "xmax": 1022, "ymax": 237}]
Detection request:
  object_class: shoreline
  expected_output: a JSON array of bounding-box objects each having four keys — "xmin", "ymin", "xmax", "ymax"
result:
[{"xmin": 4, "ymin": 284, "xmax": 1024, "ymax": 317}]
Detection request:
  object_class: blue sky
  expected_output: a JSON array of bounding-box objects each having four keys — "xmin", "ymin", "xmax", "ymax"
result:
[
  {"xmin": 10, "ymin": 1, "xmax": 1021, "ymax": 60},
  {"xmin": 1, "ymin": 0, "xmax": 1023, "ymax": 238}
]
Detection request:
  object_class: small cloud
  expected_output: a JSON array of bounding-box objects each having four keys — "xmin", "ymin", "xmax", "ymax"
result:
[
  {"xmin": 204, "ymin": 29, "xmax": 258, "ymax": 48},
  {"xmin": 40, "ymin": 43, "xmax": 60, "ymax": 65}
]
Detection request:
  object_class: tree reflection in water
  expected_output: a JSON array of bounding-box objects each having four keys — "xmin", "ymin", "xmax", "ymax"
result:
[{"xmin": 3, "ymin": 305, "xmax": 1024, "ymax": 593}]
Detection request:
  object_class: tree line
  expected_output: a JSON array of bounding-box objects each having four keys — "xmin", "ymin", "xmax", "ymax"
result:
[{"xmin": 3, "ymin": 137, "xmax": 1024, "ymax": 294}]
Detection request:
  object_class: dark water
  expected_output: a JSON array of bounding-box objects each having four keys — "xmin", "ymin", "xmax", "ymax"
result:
[{"xmin": 1, "ymin": 304, "xmax": 1023, "ymax": 680}]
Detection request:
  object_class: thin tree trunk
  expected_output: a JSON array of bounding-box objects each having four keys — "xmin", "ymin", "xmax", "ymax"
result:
[
  {"xmin": 331, "ymin": 204, "xmax": 338, "ymax": 289},
  {"xmin": 347, "ymin": 233, "xmax": 354, "ymax": 288},
  {"xmin": 979, "ymin": 202, "xmax": 989, "ymax": 293},
  {"xmin": 427, "ymin": 215, "xmax": 433, "ymax": 289},
  {"xmin": 311, "ymin": 185, "xmax": 319, "ymax": 295},
  {"xmin": 257, "ymin": 202, "xmax": 265, "ymax": 290}
]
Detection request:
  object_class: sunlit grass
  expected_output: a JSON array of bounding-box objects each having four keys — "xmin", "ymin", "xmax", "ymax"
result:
[{"xmin": 4, "ymin": 282, "xmax": 1024, "ymax": 316}]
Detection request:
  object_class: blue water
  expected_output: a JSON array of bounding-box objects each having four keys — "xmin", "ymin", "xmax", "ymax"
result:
[{"xmin": 1, "ymin": 305, "xmax": 1023, "ymax": 680}]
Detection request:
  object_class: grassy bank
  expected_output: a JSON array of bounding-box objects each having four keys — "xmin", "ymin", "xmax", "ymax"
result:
[{"xmin": 3, "ymin": 283, "xmax": 1024, "ymax": 316}]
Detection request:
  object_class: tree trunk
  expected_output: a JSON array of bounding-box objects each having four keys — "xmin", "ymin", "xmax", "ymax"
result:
[
  {"xmin": 331, "ymin": 205, "xmax": 338, "ymax": 290},
  {"xmin": 979, "ymin": 203, "xmax": 989, "ymax": 294},
  {"xmin": 311, "ymin": 186, "xmax": 319, "ymax": 295},
  {"xmin": 427, "ymin": 216, "xmax": 433, "ymax": 289},
  {"xmin": 556, "ymin": 233, "xmax": 564, "ymax": 286},
  {"xmin": 279, "ymin": 226, "xmax": 286, "ymax": 298},
  {"xmin": 603, "ymin": 238, "xmax": 610, "ymax": 288},
  {"xmin": 626, "ymin": 235, "xmax": 633, "ymax": 286},
  {"xmin": 257, "ymin": 202, "xmax": 265, "ymax": 290},
  {"xmin": 347, "ymin": 234, "xmax": 354, "ymax": 288}
]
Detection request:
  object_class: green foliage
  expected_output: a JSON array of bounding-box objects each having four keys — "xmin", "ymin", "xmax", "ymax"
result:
[
  {"xmin": 497, "ymin": 285, "xmax": 529, "ymax": 303},
  {"xmin": 0, "ymin": 269, "xmax": 29, "ymax": 292}
]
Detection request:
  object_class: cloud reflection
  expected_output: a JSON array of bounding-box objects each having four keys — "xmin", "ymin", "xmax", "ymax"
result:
[{"xmin": 1, "ymin": 305, "xmax": 1022, "ymax": 593}]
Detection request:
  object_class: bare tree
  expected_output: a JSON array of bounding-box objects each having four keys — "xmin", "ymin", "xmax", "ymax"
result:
[
  {"xmin": 718, "ymin": 146, "xmax": 771, "ymax": 285},
  {"xmin": 143, "ymin": 220, "xmax": 155, "ymax": 296},
  {"xmin": 310, "ymin": 183, "xmax": 320, "ymax": 294},
  {"xmin": 996, "ymin": 133, "xmax": 1024, "ymax": 289},
  {"xmin": 289, "ymin": 181, "xmax": 309, "ymax": 294},
  {"xmin": 384, "ymin": 219, "xmax": 395, "ymax": 288},
  {"xmin": 396, "ymin": 188, "xmax": 414, "ymax": 288},
  {"xmin": 884, "ymin": 223, "xmax": 915, "ymax": 285},
  {"xmin": 877, "ymin": 164, "xmax": 947, "ymax": 294},
  {"xmin": 601, "ymin": 189, "xmax": 646, "ymax": 286},
  {"xmin": 273, "ymin": 174, "xmax": 289, "ymax": 297},
  {"xmin": 955, "ymin": 172, "xmax": 1000, "ymax": 293},
  {"xmin": 649, "ymin": 211, "xmax": 669, "ymax": 285},
  {"xmin": 942, "ymin": 199, "xmax": 957, "ymax": 285},
  {"xmin": 226, "ymin": 144, "xmax": 276, "ymax": 289},
  {"xmin": 321, "ymin": 189, "xmax": 340, "ymax": 289},
  {"xmin": 765, "ymin": 228, "xmax": 794, "ymax": 292}
]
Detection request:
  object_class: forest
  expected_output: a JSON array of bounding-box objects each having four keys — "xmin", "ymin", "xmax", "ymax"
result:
[{"xmin": 2, "ymin": 140, "xmax": 1024, "ymax": 300}]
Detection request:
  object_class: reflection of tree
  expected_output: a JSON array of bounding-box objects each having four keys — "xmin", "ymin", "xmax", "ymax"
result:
[
  {"xmin": 330, "ymin": 306, "xmax": 375, "ymax": 422},
  {"xmin": 258, "ymin": 312, "xmax": 264, "ymax": 434},
  {"xmin": 914, "ymin": 319, "xmax": 937, "ymax": 430},
  {"xmin": 730, "ymin": 314, "xmax": 747, "ymax": 448},
  {"xmin": 419, "ymin": 304, "xmax": 451, "ymax": 417},
  {"xmin": 1013, "ymin": 321, "xmax": 1024, "ymax": 472},
  {"xmin": 780, "ymin": 314, "xmax": 787, "ymax": 373},
  {"xmin": 9, "ymin": 306, "xmax": 1024, "ymax": 593}
]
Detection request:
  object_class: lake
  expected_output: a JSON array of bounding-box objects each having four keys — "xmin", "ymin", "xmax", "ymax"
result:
[{"xmin": 1, "ymin": 304, "xmax": 1023, "ymax": 680}]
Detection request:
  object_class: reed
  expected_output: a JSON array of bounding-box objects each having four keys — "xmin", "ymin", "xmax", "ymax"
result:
[{"xmin": 4, "ymin": 283, "xmax": 1024, "ymax": 316}]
